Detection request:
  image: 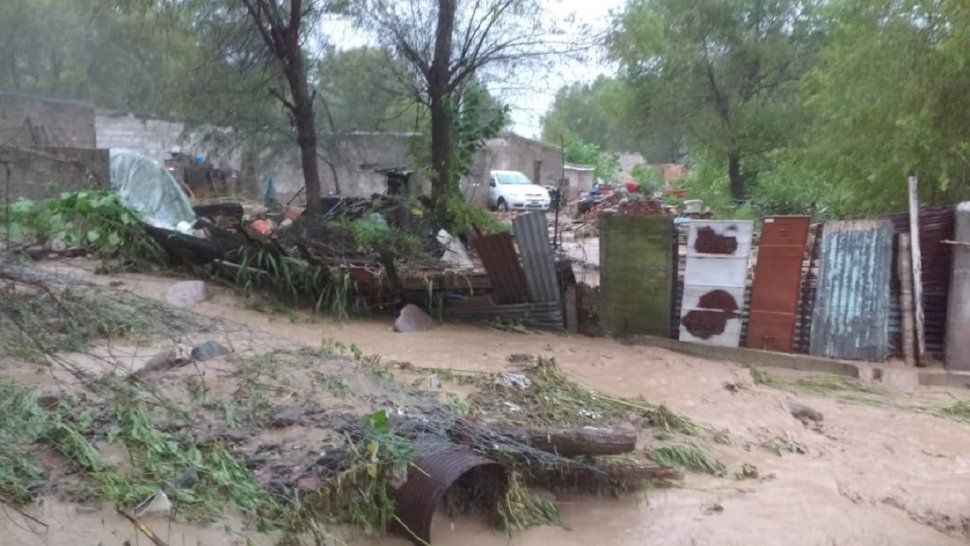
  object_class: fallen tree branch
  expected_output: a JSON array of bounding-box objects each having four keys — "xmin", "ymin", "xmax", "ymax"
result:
[
  {"xmin": 116, "ymin": 506, "xmax": 169, "ymax": 546},
  {"xmin": 489, "ymin": 426, "xmax": 637, "ymax": 456}
]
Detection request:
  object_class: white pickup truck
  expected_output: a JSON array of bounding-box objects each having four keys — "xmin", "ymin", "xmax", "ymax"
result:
[{"xmin": 487, "ymin": 170, "xmax": 551, "ymax": 212}]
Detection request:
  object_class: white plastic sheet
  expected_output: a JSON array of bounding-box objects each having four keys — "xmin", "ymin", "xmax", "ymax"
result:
[{"xmin": 109, "ymin": 149, "xmax": 196, "ymax": 233}]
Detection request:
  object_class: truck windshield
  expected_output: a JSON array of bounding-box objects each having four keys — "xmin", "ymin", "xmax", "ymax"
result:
[{"xmin": 495, "ymin": 172, "xmax": 533, "ymax": 185}]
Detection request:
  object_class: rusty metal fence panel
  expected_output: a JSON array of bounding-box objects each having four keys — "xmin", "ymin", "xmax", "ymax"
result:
[
  {"xmin": 810, "ymin": 220, "xmax": 893, "ymax": 361},
  {"xmin": 747, "ymin": 216, "xmax": 811, "ymax": 352},
  {"xmin": 600, "ymin": 214, "xmax": 675, "ymax": 336},
  {"xmin": 883, "ymin": 206, "xmax": 955, "ymax": 359},
  {"xmin": 472, "ymin": 233, "xmax": 530, "ymax": 304},
  {"xmin": 679, "ymin": 220, "xmax": 753, "ymax": 347},
  {"xmin": 513, "ymin": 212, "xmax": 560, "ymax": 303}
]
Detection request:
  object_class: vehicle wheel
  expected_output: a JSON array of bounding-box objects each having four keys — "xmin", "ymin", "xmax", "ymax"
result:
[{"xmin": 496, "ymin": 198, "xmax": 508, "ymax": 212}]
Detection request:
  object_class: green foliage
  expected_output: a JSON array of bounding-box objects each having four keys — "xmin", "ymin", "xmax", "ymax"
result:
[
  {"xmin": 631, "ymin": 164, "xmax": 663, "ymax": 195},
  {"xmin": 796, "ymin": 0, "xmax": 970, "ymax": 214},
  {"xmin": 937, "ymin": 400, "xmax": 970, "ymax": 424},
  {"xmin": 1, "ymin": 191, "xmax": 161, "ymax": 265},
  {"xmin": 0, "ymin": 379, "xmax": 275, "ymax": 520},
  {"xmin": 563, "ymin": 139, "xmax": 621, "ymax": 183},
  {"xmin": 0, "ymin": 280, "xmax": 207, "ymax": 361},
  {"xmin": 498, "ymin": 472, "xmax": 561, "ymax": 531},
  {"xmin": 541, "ymin": 76, "xmax": 683, "ymax": 163},
  {"xmin": 610, "ymin": 0, "xmax": 821, "ymax": 200},
  {"xmin": 649, "ymin": 444, "xmax": 726, "ymax": 476},
  {"xmin": 226, "ymin": 246, "xmax": 354, "ymax": 319},
  {"xmin": 0, "ymin": 0, "xmax": 203, "ymax": 117},
  {"xmin": 312, "ymin": 409, "xmax": 413, "ymax": 534}
]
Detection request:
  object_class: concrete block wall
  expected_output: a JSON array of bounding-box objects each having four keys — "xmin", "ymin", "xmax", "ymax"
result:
[
  {"xmin": 95, "ymin": 114, "xmax": 242, "ymax": 171},
  {"xmin": 0, "ymin": 146, "xmax": 109, "ymax": 201},
  {"xmin": 0, "ymin": 92, "xmax": 96, "ymax": 148}
]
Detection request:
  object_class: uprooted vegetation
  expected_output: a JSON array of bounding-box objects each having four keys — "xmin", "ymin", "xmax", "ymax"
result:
[{"xmin": 0, "ymin": 264, "xmax": 736, "ymax": 543}]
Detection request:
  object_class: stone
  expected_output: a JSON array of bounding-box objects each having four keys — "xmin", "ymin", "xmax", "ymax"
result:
[
  {"xmin": 507, "ymin": 353, "xmax": 535, "ymax": 363},
  {"xmin": 788, "ymin": 402, "xmax": 824, "ymax": 424},
  {"xmin": 270, "ymin": 407, "xmax": 303, "ymax": 428},
  {"xmin": 393, "ymin": 304, "xmax": 436, "ymax": 333},
  {"xmin": 166, "ymin": 280, "xmax": 209, "ymax": 308},
  {"xmin": 191, "ymin": 340, "xmax": 231, "ymax": 361},
  {"xmin": 26, "ymin": 245, "xmax": 46, "ymax": 260},
  {"xmin": 137, "ymin": 345, "xmax": 189, "ymax": 374}
]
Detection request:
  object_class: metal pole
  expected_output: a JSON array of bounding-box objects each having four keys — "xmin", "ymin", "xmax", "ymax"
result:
[
  {"xmin": 552, "ymin": 135, "xmax": 565, "ymax": 249},
  {"xmin": 897, "ymin": 233, "xmax": 916, "ymax": 366},
  {"xmin": 907, "ymin": 172, "xmax": 926, "ymax": 362}
]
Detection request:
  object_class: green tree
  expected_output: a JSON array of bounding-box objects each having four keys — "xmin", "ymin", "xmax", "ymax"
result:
[
  {"xmin": 610, "ymin": 0, "xmax": 823, "ymax": 201},
  {"xmin": 541, "ymin": 76, "xmax": 684, "ymax": 163},
  {"xmin": 796, "ymin": 0, "xmax": 970, "ymax": 214},
  {"xmin": 562, "ymin": 139, "xmax": 620, "ymax": 183},
  {"xmin": 0, "ymin": 0, "xmax": 203, "ymax": 118}
]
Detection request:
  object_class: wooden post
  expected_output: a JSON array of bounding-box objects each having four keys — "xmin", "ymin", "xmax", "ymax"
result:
[
  {"xmin": 907, "ymin": 173, "xmax": 926, "ymax": 362},
  {"xmin": 946, "ymin": 203, "xmax": 970, "ymax": 370},
  {"xmin": 897, "ymin": 234, "xmax": 916, "ymax": 366}
]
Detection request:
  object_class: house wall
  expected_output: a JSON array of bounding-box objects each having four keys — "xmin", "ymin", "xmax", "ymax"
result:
[
  {"xmin": 0, "ymin": 92, "xmax": 96, "ymax": 148},
  {"xmin": 270, "ymin": 132, "xmax": 428, "ymax": 205},
  {"xmin": 0, "ymin": 146, "xmax": 109, "ymax": 201},
  {"xmin": 95, "ymin": 113, "xmax": 241, "ymax": 171},
  {"xmin": 464, "ymin": 133, "xmax": 564, "ymax": 206}
]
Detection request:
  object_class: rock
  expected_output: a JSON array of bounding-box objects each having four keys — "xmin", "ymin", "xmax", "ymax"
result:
[
  {"xmin": 507, "ymin": 353, "xmax": 534, "ymax": 363},
  {"xmin": 134, "ymin": 489, "xmax": 172, "ymax": 518},
  {"xmin": 270, "ymin": 407, "xmax": 303, "ymax": 428},
  {"xmin": 137, "ymin": 346, "xmax": 189, "ymax": 374},
  {"xmin": 37, "ymin": 394, "xmax": 61, "ymax": 409},
  {"xmin": 166, "ymin": 280, "xmax": 209, "ymax": 308},
  {"xmin": 26, "ymin": 245, "xmax": 46, "ymax": 260},
  {"xmin": 191, "ymin": 340, "xmax": 231, "ymax": 361},
  {"xmin": 172, "ymin": 468, "xmax": 199, "ymax": 490},
  {"xmin": 788, "ymin": 402, "xmax": 824, "ymax": 424},
  {"xmin": 393, "ymin": 304, "xmax": 436, "ymax": 333},
  {"xmin": 49, "ymin": 239, "xmax": 68, "ymax": 253},
  {"xmin": 500, "ymin": 372, "xmax": 532, "ymax": 390}
]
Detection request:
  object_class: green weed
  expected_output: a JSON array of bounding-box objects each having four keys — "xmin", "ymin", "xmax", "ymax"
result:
[
  {"xmin": 649, "ymin": 444, "xmax": 726, "ymax": 476},
  {"xmin": 937, "ymin": 399, "xmax": 970, "ymax": 424}
]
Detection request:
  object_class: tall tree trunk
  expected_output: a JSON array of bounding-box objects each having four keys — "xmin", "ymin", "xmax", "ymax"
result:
[
  {"xmin": 286, "ymin": 52, "xmax": 323, "ymax": 212},
  {"xmin": 429, "ymin": 96, "xmax": 454, "ymax": 205},
  {"xmin": 728, "ymin": 151, "xmax": 745, "ymax": 202},
  {"xmin": 429, "ymin": 0, "xmax": 456, "ymax": 209}
]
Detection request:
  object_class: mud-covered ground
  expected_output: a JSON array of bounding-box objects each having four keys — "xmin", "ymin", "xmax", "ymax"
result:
[{"xmin": 2, "ymin": 259, "xmax": 969, "ymax": 545}]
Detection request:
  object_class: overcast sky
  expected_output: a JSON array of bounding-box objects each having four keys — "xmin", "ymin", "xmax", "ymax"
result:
[{"xmin": 322, "ymin": 0, "xmax": 626, "ymax": 138}]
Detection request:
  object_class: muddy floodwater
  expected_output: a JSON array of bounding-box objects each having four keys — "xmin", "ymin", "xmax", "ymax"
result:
[{"xmin": 3, "ymin": 263, "xmax": 969, "ymax": 545}]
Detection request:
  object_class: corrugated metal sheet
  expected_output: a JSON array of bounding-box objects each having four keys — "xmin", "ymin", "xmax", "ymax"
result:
[
  {"xmin": 679, "ymin": 221, "xmax": 753, "ymax": 347},
  {"xmin": 600, "ymin": 214, "xmax": 675, "ymax": 336},
  {"xmin": 391, "ymin": 444, "xmax": 507, "ymax": 544},
  {"xmin": 883, "ymin": 206, "xmax": 955, "ymax": 359},
  {"xmin": 443, "ymin": 297, "xmax": 564, "ymax": 330},
  {"xmin": 810, "ymin": 220, "xmax": 893, "ymax": 361},
  {"xmin": 513, "ymin": 212, "xmax": 560, "ymax": 303},
  {"xmin": 472, "ymin": 233, "xmax": 530, "ymax": 304},
  {"xmin": 747, "ymin": 216, "xmax": 811, "ymax": 352},
  {"xmin": 946, "ymin": 202, "xmax": 970, "ymax": 369}
]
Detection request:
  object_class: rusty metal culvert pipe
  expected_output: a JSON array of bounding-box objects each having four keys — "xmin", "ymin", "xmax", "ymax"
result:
[{"xmin": 391, "ymin": 445, "xmax": 509, "ymax": 544}]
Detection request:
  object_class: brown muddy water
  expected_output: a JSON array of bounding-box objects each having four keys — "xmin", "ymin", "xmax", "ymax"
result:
[{"xmin": 3, "ymin": 262, "xmax": 969, "ymax": 545}]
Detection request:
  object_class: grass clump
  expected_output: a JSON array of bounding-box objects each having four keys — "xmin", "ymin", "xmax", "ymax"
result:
[
  {"xmin": 937, "ymin": 399, "xmax": 970, "ymax": 424},
  {"xmin": 307, "ymin": 410, "xmax": 413, "ymax": 535},
  {"xmin": 0, "ymin": 382, "xmax": 48, "ymax": 503},
  {"xmin": 0, "ymin": 379, "xmax": 277, "ymax": 522},
  {"xmin": 469, "ymin": 357, "xmax": 699, "ymax": 435},
  {"xmin": 649, "ymin": 444, "xmax": 726, "ymax": 476},
  {"xmin": 497, "ymin": 473, "xmax": 560, "ymax": 531},
  {"xmin": 0, "ymin": 281, "xmax": 208, "ymax": 361}
]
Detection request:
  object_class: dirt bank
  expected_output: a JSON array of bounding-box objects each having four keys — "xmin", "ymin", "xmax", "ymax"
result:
[{"xmin": 4, "ymin": 261, "xmax": 968, "ymax": 545}]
